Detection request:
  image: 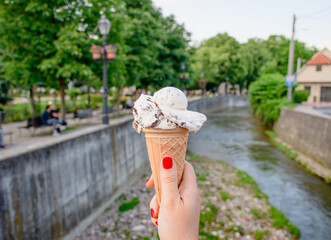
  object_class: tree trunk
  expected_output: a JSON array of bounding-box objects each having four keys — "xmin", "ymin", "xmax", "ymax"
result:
[
  {"xmin": 29, "ymin": 86, "xmax": 37, "ymax": 116},
  {"xmin": 59, "ymin": 78, "xmax": 66, "ymax": 122},
  {"xmin": 116, "ymin": 87, "xmax": 123, "ymax": 112}
]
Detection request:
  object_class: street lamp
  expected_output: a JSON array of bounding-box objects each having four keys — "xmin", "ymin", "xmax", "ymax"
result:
[
  {"xmin": 180, "ymin": 62, "xmax": 189, "ymax": 91},
  {"xmin": 98, "ymin": 15, "xmax": 111, "ymax": 124}
]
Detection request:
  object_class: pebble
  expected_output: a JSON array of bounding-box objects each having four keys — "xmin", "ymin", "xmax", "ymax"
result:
[{"xmin": 76, "ymin": 158, "xmax": 294, "ymax": 240}]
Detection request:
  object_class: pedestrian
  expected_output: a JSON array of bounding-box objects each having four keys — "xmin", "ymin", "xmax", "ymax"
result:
[
  {"xmin": 145, "ymin": 156, "xmax": 200, "ymax": 239},
  {"xmin": 41, "ymin": 105, "xmax": 65, "ymax": 137},
  {"xmin": 0, "ymin": 108, "xmax": 5, "ymax": 148},
  {"xmin": 0, "ymin": 128, "xmax": 4, "ymax": 149}
]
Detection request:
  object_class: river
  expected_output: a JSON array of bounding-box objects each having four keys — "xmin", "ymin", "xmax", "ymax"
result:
[{"xmin": 188, "ymin": 101, "xmax": 331, "ymax": 240}]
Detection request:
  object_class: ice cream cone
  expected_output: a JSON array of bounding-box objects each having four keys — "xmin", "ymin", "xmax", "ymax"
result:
[{"xmin": 143, "ymin": 127, "xmax": 189, "ymax": 204}]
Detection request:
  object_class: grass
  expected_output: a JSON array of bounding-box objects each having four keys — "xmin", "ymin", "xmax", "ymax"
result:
[
  {"xmin": 63, "ymin": 127, "xmax": 76, "ymax": 132},
  {"xmin": 265, "ymin": 130, "xmax": 298, "ymax": 160},
  {"xmin": 220, "ymin": 191, "xmax": 233, "ymax": 201},
  {"xmin": 118, "ymin": 197, "xmax": 140, "ymax": 212},
  {"xmin": 250, "ymin": 208, "xmax": 266, "ymax": 219},
  {"xmin": 269, "ymin": 206, "xmax": 300, "ymax": 238},
  {"xmin": 225, "ymin": 225, "xmax": 244, "ymax": 235},
  {"xmin": 265, "ymin": 130, "xmax": 330, "ymax": 184},
  {"xmin": 189, "ymin": 151, "xmax": 301, "ymax": 239},
  {"xmin": 254, "ymin": 230, "xmax": 269, "ymax": 240},
  {"xmin": 234, "ymin": 169, "xmax": 268, "ymax": 199},
  {"xmin": 101, "ymin": 227, "xmax": 108, "ymax": 233},
  {"xmin": 199, "ymin": 202, "xmax": 218, "ymax": 229}
]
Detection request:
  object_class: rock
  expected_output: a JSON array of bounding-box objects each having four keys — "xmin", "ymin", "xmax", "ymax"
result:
[{"xmin": 131, "ymin": 224, "xmax": 146, "ymax": 232}]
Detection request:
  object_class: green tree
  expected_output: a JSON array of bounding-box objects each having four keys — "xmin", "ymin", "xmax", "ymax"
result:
[
  {"xmin": 192, "ymin": 33, "xmax": 243, "ymax": 88},
  {"xmin": 124, "ymin": 0, "xmax": 190, "ymax": 91},
  {"xmin": 239, "ymin": 38, "xmax": 271, "ymax": 87},
  {"xmin": 261, "ymin": 35, "xmax": 317, "ymax": 75}
]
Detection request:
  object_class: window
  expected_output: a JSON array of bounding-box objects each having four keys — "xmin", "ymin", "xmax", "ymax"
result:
[
  {"xmin": 304, "ymin": 86, "xmax": 311, "ymax": 95},
  {"xmin": 321, "ymin": 87, "xmax": 331, "ymax": 102},
  {"xmin": 316, "ymin": 65, "xmax": 322, "ymax": 71}
]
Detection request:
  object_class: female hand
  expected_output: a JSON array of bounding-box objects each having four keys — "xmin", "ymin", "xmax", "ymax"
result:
[{"xmin": 145, "ymin": 157, "xmax": 201, "ymax": 240}]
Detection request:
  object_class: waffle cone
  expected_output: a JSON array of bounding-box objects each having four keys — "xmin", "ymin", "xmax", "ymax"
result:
[{"xmin": 143, "ymin": 127, "xmax": 189, "ymax": 204}]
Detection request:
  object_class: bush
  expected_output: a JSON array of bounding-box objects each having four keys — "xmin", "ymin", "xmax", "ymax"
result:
[
  {"xmin": 293, "ymin": 90, "xmax": 309, "ymax": 103},
  {"xmin": 248, "ymin": 73, "xmax": 294, "ymax": 126}
]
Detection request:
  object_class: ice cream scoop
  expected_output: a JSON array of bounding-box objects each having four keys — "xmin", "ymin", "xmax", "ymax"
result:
[
  {"xmin": 132, "ymin": 87, "xmax": 207, "ymax": 133},
  {"xmin": 132, "ymin": 87, "xmax": 207, "ymax": 204}
]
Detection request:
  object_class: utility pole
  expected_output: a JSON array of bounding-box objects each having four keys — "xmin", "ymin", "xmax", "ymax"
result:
[
  {"xmin": 287, "ymin": 14, "xmax": 296, "ymax": 101},
  {"xmin": 297, "ymin": 57, "xmax": 302, "ymax": 72},
  {"xmin": 296, "ymin": 57, "xmax": 306, "ymax": 72}
]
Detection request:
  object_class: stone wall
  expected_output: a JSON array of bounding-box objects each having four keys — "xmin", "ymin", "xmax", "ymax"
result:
[
  {"xmin": 274, "ymin": 108, "xmax": 331, "ymax": 168},
  {"xmin": 0, "ymin": 118, "xmax": 148, "ymax": 240},
  {"xmin": 0, "ymin": 96, "xmax": 248, "ymax": 240}
]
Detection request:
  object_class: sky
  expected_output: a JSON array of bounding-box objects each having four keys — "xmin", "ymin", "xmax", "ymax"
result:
[{"xmin": 153, "ymin": 0, "xmax": 331, "ymax": 50}]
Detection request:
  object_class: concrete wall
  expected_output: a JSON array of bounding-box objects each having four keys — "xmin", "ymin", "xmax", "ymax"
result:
[
  {"xmin": 0, "ymin": 96, "xmax": 248, "ymax": 240},
  {"xmin": 0, "ymin": 118, "xmax": 148, "ymax": 240},
  {"xmin": 274, "ymin": 108, "xmax": 331, "ymax": 168}
]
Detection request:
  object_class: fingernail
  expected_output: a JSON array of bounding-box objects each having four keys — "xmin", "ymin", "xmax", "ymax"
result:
[
  {"xmin": 162, "ymin": 156, "xmax": 173, "ymax": 169},
  {"xmin": 155, "ymin": 221, "xmax": 158, "ymax": 226},
  {"xmin": 145, "ymin": 178, "xmax": 149, "ymax": 186},
  {"xmin": 151, "ymin": 208, "xmax": 154, "ymax": 217}
]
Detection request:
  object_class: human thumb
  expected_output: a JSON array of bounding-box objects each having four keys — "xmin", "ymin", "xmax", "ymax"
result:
[{"xmin": 160, "ymin": 156, "xmax": 180, "ymax": 202}]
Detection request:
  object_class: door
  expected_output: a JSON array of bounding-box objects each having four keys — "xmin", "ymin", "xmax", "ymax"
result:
[{"xmin": 320, "ymin": 87, "xmax": 331, "ymax": 102}]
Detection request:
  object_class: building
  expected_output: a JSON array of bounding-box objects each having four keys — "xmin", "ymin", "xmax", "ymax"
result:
[{"xmin": 297, "ymin": 48, "xmax": 331, "ymax": 103}]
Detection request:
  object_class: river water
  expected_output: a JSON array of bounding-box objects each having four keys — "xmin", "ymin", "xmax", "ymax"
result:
[{"xmin": 188, "ymin": 102, "xmax": 331, "ymax": 240}]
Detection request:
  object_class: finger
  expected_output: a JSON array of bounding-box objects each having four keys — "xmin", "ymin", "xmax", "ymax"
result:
[
  {"xmin": 179, "ymin": 161, "xmax": 199, "ymax": 197},
  {"xmin": 145, "ymin": 175, "xmax": 154, "ymax": 188},
  {"xmin": 151, "ymin": 217, "xmax": 158, "ymax": 227},
  {"xmin": 149, "ymin": 194, "xmax": 159, "ymax": 219},
  {"xmin": 160, "ymin": 156, "xmax": 180, "ymax": 203}
]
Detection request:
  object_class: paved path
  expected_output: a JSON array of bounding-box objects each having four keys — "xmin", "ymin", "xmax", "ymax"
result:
[
  {"xmin": 294, "ymin": 105, "xmax": 331, "ymax": 119},
  {"xmin": 0, "ymin": 109, "xmax": 132, "ymax": 149},
  {"xmin": 0, "ymin": 96, "xmax": 202, "ymax": 149}
]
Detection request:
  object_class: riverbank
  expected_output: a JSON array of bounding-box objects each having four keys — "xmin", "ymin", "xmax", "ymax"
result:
[
  {"xmin": 266, "ymin": 130, "xmax": 331, "ymax": 184},
  {"xmin": 75, "ymin": 152, "xmax": 300, "ymax": 240}
]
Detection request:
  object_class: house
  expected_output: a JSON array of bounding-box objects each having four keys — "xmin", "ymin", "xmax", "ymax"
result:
[{"xmin": 297, "ymin": 48, "xmax": 331, "ymax": 103}]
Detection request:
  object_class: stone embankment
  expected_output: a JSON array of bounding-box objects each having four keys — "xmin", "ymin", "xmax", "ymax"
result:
[
  {"xmin": 274, "ymin": 107, "xmax": 331, "ymax": 182},
  {"xmin": 76, "ymin": 153, "xmax": 300, "ymax": 240}
]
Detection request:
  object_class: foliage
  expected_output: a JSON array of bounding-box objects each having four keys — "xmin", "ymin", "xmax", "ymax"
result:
[
  {"xmin": 192, "ymin": 33, "xmax": 317, "ymax": 90},
  {"xmin": 261, "ymin": 35, "xmax": 317, "ymax": 76},
  {"xmin": 220, "ymin": 191, "xmax": 234, "ymax": 201},
  {"xmin": 254, "ymin": 230, "xmax": 269, "ymax": 240},
  {"xmin": 293, "ymin": 90, "xmax": 309, "ymax": 103},
  {"xmin": 118, "ymin": 197, "xmax": 140, "ymax": 212},
  {"xmin": 269, "ymin": 206, "xmax": 300, "ymax": 238},
  {"xmin": 248, "ymin": 73, "xmax": 294, "ymax": 126},
  {"xmin": 192, "ymin": 33, "xmax": 243, "ymax": 87}
]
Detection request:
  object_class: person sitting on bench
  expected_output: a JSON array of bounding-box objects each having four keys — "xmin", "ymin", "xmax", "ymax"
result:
[{"xmin": 41, "ymin": 105, "xmax": 65, "ymax": 136}]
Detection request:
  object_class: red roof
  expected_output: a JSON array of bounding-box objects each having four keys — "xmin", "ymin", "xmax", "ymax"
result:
[{"xmin": 307, "ymin": 52, "xmax": 331, "ymax": 65}]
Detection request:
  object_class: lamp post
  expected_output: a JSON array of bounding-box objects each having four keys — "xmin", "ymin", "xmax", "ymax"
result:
[
  {"xmin": 180, "ymin": 62, "xmax": 189, "ymax": 91},
  {"xmin": 98, "ymin": 15, "xmax": 111, "ymax": 124}
]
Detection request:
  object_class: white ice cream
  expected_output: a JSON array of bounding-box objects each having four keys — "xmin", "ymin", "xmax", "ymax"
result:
[{"xmin": 132, "ymin": 87, "xmax": 207, "ymax": 133}]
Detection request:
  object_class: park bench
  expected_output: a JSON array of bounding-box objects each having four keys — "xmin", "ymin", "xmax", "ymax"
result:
[
  {"xmin": 73, "ymin": 109, "xmax": 93, "ymax": 120},
  {"xmin": 3, "ymin": 131, "xmax": 13, "ymax": 145},
  {"xmin": 18, "ymin": 116, "xmax": 52, "ymax": 136}
]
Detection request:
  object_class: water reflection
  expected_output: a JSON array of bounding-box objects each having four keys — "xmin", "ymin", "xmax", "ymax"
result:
[{"xmin": 189, "ymin": 106, "xmax": 331, "ymax": 240}]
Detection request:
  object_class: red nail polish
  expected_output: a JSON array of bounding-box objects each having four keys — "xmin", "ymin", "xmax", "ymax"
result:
[
  {"xmin": 151, "ymin": 208, "xmax": 154, "ymax": 217},
  {"xmin": 155, "ymin": 221, "xmax": 158, "ymax": 226},
  {"xmin": 145, "ymin": 178, "xmax": 149, "ymax": 186},
  {"xmin": 163, "ymin": 156, "xmax": 173, "ymax": 169}
]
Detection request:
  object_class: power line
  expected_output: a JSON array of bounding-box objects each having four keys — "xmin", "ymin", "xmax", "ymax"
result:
[{"xmin": 298, "ymin": 6, "xmax": 331, "ymax": 19}]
